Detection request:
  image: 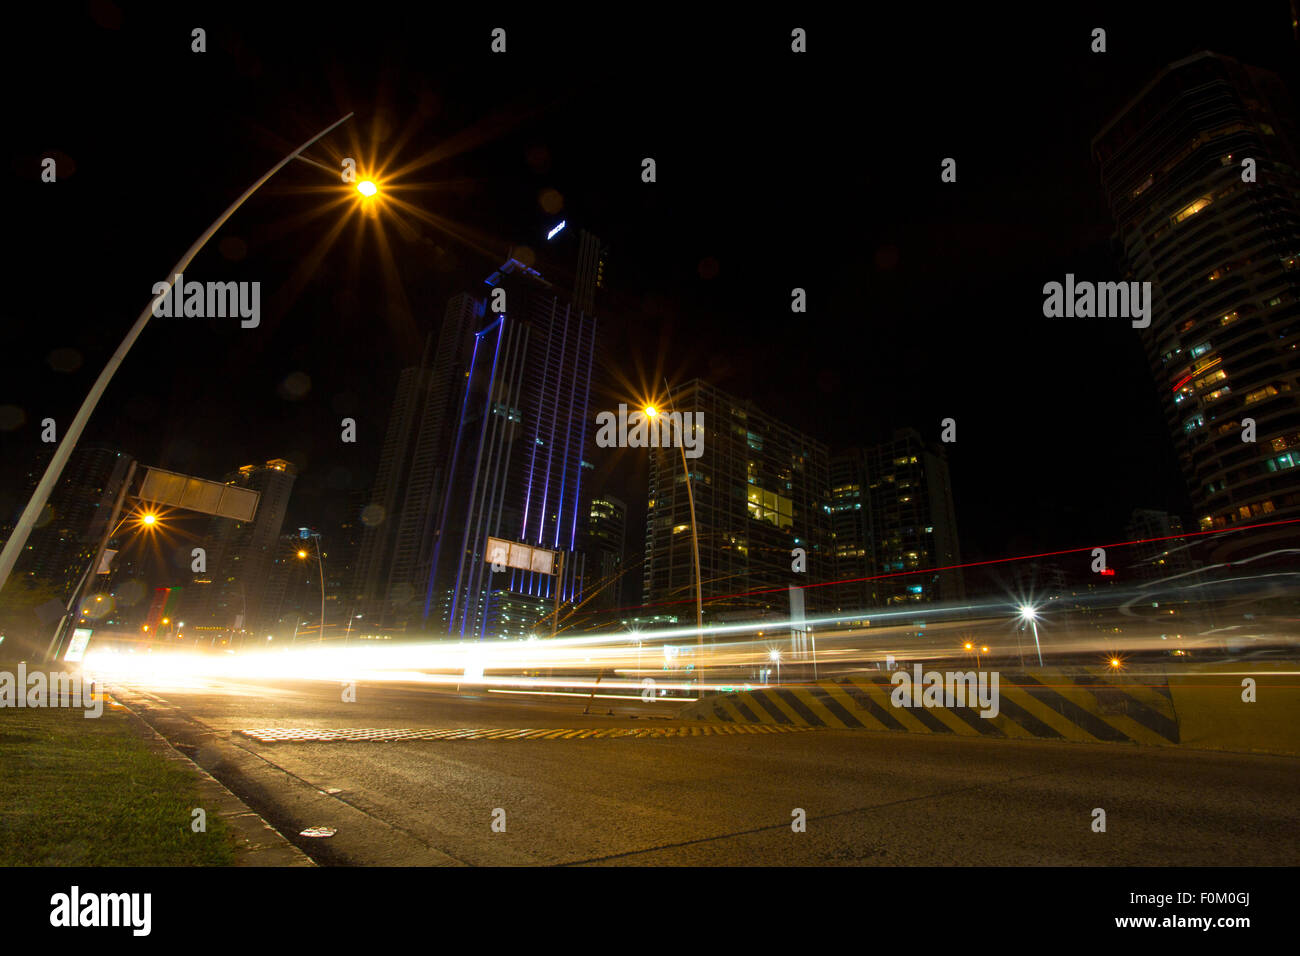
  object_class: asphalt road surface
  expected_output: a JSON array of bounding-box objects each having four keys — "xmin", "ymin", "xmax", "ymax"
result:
[{"xmin": 111, "ymin": 677, "xmax": 1299, "ymax": 866}]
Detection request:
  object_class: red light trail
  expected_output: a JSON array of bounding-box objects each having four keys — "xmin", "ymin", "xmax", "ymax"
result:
[{"xmin": 609, "ymin": 517, "xmax": 1300, "ymax": 614}]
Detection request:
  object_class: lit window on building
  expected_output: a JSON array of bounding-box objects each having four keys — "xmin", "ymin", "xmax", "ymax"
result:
[{"xmin": 1173, "ymin": 197, "xmax": 1212, "ymax": 224}]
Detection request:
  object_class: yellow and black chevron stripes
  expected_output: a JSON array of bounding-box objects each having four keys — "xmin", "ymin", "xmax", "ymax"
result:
[
  {"xmin": 682, "ymin": 669, "xmax": 1182, "ymax": 747},
  {"xmin": 238, "ymin": 725, "xmax": 818, "ymax": 743}
]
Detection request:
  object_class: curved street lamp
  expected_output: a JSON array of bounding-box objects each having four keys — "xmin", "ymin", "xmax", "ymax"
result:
[{"xmin": 0, "ymin": 113, "xmax": 356, "ymax": 599}]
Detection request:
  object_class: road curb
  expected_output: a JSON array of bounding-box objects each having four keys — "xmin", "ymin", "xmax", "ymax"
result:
[{"xmin": 110, "ymin": 690, "xmax": 315, "ymax": 867}]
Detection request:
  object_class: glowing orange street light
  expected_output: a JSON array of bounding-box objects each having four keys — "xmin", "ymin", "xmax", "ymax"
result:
[
  {"xmin": 140, "ymin": 512, "xmax": 158, "ymax": 527},
  {"xmin": 357, "ymin": 180, "xmax": 378, "ymax": 197},
  {"xmin": 642, "ymin": 387, "xmax": 702, "ymax": 698},
  {"xmin": 298, "ymin": 550, "xmax": 308, "ymax": 559}
]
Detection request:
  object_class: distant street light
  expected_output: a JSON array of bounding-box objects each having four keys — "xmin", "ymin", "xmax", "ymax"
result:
[
  {"xmin": 769, "ymin": 648, "xmax": 781, "ymax": 685},
  {"xmin": 357, "ymin": 180, "xmax": 378, "ymax": 197},
  {"xmin": 0, "ymin": 112, "xmax": 355, "ymax": 599},
  {"xmin": 1018, "ymin": 605, "xmax": 1044, "ymax": 668},
  {"xmin": 298, "ymin": 533, "xmax": 326, "ymax": 642}
]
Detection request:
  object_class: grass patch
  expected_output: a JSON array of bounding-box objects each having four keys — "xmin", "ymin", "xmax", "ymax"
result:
[{"xmin": 0, "ymin": 704, "xmax": 236, "ymax": 866}]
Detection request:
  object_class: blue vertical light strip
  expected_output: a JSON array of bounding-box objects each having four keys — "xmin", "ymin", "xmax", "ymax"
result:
[
  {"xmin": 551, "ymin": 304, "xmax": 575, "ymax": 551},
  {"xmin": 536, "ymin": 299, "xmax": 563, "ymax": 546},
  {"xmin": 449, "ymin": 316, "xmax": 505, "ymax": 638},
  {"xmin": 568, "ymin": 315, "xmax": 596, "ymax": 602},
  {"xmin": 521, "ymin": 300, "xmax": 549, "ymax": 542},
  {"xmin": 428, "ymin": 324, "xmax": 485, "ymax": 625}
]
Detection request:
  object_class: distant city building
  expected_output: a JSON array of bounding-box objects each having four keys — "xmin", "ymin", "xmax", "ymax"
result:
[
  {"xmin": 182, "ymin": 458, "xmax": 296, "ymax": 637},
  {"xmin": 262, "ymin": 530, "xmax": 322, "ymax": 640},
  {"xmin": 642, "ymin": 380, "xmax": 832, "ymax": 619},
  {"xmin": 864, "ymin": 429, "xmax": 964, "ymax": 605},
  {"xmin": 329, "ymin": 487, "xmax": 366, "ymax": 627},
  {"xmin": 831, "ymin": 429, "xmax": 964, "ymax": 610},
  {"xmin": 2, "ymin": 444, "xmax": 134, "ymax": 604},
  {"xmin": 828, "ymin": 448, "xmax": 874, "ymax": 613},
  {"xmin": 1092, "ymin": 52, "xmax": 1300, "ymax": 556},
  {"xmin": 582, "ymin": 493, "xmax": 627, "ymax": 611},
  {"xmin": 1125, "ymin": 508, "xmax": 1197, "ymax": 581},
  {"xmin": 1011, "ymin": 561, "xmax": 1070, "ymax": 603},
  {"xmin": 354, "ymin": 295, "xmax": 483, "ymax": 630}
]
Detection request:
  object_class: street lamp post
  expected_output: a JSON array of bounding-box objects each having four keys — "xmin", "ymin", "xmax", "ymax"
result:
[
  {"xmin": 0, "ymin": 113, "xmax": 355, "ymax": 600},
  {"xmin": 45, "ymin": 461, "xmax": 142, "ymax": 661},
  {"xmin": 647, "ymin": 384, "xmax": 704, "ymax": 700},
  {"xmin": 313, "ymin": 534, "xmax": 325, "ymax": 643},
  {"xmin": 1019, "ymin": 606, "xmax": 1043, "ymax": 668},
  {"xmin": 298, "ymin": 533, "xmax": 326, "ymax": 643}
]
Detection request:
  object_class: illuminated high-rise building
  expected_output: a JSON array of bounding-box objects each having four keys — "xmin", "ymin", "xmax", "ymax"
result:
[
  {"xmin": 1092, "ymin": 52, "xmax": 1300, "ymax": 557},
  {"xmin": 425, "ymin": 257, "xmax": 597, "ymax": 639},
  {"xmin": 831, "ymin": 430, "xmax": 963, "ymax": 609},
  {"xmin": 642, "ymin": 380, "xmax": 832, "ymax": 619}
]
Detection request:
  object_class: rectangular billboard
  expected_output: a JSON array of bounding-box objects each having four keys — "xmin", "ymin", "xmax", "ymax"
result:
[
  {"xmin": 139, "ymin": 467, "xmax": 260, "ymax": 522},
  {"xmin": 486, "ymin": 536, "xmax": 557, "ymax": 576}
]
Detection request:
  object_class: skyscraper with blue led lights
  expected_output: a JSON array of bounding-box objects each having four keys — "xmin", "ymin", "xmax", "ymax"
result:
[{"xmin": 425, "ymin": 257, "xmax": 598, "ymax": 638}]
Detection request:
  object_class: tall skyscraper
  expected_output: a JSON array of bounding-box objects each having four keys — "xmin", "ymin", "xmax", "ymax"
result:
[
  {"xmin": 642, "ymin": 380, "xmax": 832, "ymax": 619},
  {"xmin": 183, "ymin": 458, "xmax": 296, "ymax": 636},
  {"xmin": 354, "ymin": 294, "xmax": 485, "ymax": 628},
  {"xmin": 1092, "ymin": 52, "xmax": 1300, "ymax": 557},
  {"xmin": 831, "ymin": 430, "xmax": 964, "ymax": 609},
  {"xmin": 353, "ymin": 365, "xmax": 436, "ymax": 624},
  {"xmin": 582, "ymin": 493, "xmax": 627, "ymax": 611},
  {"xmin": 529, "ymin": 223, "xmax": 609, "ymax": 315},
  {"xmin": 863, "ymin": 429, "xmax": 963, "ymax": 605},
  {"xmin": 425, "ymin": 257, "xmax": 598, "ymax": 639},
  {"xmin": 828, "ymin": 448, "xmax": 875, "ymax": 613}
]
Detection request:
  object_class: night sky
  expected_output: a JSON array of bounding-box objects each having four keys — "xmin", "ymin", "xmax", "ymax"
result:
[{"xmin": 5, "ymin": 2, "xmax": 1298, "ymax": 581}]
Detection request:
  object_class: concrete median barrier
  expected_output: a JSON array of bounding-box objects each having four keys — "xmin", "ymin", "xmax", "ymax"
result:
[{"xmin": 680, "ymin": 665, "xmax": 1298, "ymax": 756}]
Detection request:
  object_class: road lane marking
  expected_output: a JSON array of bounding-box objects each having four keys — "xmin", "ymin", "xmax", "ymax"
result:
[{"xmin": 237, "ymin": 726, "xmax": 820, "ymax": 742}]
